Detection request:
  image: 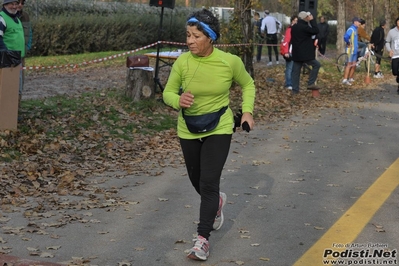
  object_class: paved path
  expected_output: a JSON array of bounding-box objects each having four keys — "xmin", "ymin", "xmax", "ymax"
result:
[{"xmin": 1, "ymin": 80, "xmax": 398, "ymax": 266}]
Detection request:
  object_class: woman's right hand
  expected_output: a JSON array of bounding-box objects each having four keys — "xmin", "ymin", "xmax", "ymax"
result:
[{"xmin": 179, "ymin": 90, "xmax": 194, "ymax": 108}]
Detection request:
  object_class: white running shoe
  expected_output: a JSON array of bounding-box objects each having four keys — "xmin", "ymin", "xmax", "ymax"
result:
[
  {"xmin": 276, "ymin": 61, "xmax": 280, "ymax": 65},
  {"xmin": 267, "ymin": 62, "xmax": 273, "ymax": 66},
  {"xmin": 342, "ymin": 79, "xmax": 352, "ymax": 86},
  {"xmin": 213, "ymin": 192, "xmax": 227, "ymax": 230},
  {"xmin": 187, "ymin": 235, "xmax": 209, "ymax": 261},
  {"xmin": 348, "ymin": 78, "xmax": 355, "ymax": 83},
  {"xmin": 287, "ymin": 86, "xmax": 293, "ymax": 90}
]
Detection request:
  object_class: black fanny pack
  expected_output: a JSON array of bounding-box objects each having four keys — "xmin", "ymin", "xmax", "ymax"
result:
[{"xmin": 182, "ymin": 106, "xmax": 228, "ymax": 134}]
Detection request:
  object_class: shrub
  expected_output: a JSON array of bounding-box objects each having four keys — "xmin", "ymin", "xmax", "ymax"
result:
[{"xmin": 24, "ymin": 0, "xmax": 194, "ymax": 56}]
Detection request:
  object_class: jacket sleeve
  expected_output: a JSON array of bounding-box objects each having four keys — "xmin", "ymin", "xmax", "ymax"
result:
[
  {"xmin": 280, "ymin": 27, "xmax": 291, "ymax": 55},
  {"xmin": 370, "ymin": 28, "xmax": 378, "ymax": 45},
  {"xmin": 233, "ymin": 57, "xmax": 255, "ymax": 114},
  {"xmin": 260, "ymin": 18, "xmax": 266, "ymax": 33},
  {"xmin": 0, "ymin": 16, "xmax": 7, "ymax": 50},
  {"xmin": 163, "ymin": 59, "xmax": 183, "ymax": 110},
  {"xmin": 344, "ymin": 28, "xmax": 352, "ymax": 44},
  {"xmin": 358, "ymin": 27, "xmax": 370, "ymax": 41},
  {"xmin": 385, "ymin": 31, "xmax": 392, "ymax": 52},
  {"xmin": 308, "ymin": 19, "xmax": 319, "ymax": 35}
]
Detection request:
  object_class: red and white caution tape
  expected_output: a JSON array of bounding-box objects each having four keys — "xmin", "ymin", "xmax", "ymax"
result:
[{"xmin": 23, "ymin": 41, "xmax": 278, "ymax": 71}]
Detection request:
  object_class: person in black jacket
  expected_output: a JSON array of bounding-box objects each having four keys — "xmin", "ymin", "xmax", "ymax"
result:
[
  {"xmin": 290, "ymin": 11, "xmax": 320, "ymax": 94},
  {"xmin": 370, "ymin": 20, "xmax": 386, "ymax": 78},
  {"xmin": 317, "ymin": 16, "xmax": 329, "ymax": 55}
]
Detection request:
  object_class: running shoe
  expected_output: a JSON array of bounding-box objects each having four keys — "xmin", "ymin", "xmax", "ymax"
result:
[
  {"xmin": 342, "ymin": 80, "xmax": 352, "ymax": 86},
  {"xmin": 187, "ymin": 235, "xmax": 209, "ymax": 261},
  {"xmin": 213, "ymin": 192, "xmax": 227, "ymax": 230}
]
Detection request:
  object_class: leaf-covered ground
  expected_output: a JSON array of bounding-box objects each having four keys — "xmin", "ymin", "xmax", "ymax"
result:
[{"xmin": 0, "ymin": 61, "xmax": 391, "ymax": 222}]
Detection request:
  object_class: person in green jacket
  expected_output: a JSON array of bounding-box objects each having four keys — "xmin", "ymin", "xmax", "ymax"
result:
[
  {"xmin": 0, "ymin": 0, "xmax": 25, "ymax": 108},
  {"xmin": 163, "ymin": 8, "xmax": 256, "ymax": 262}
]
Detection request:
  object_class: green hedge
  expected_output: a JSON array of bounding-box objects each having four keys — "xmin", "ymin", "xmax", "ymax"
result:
[
  {"xmin": 31, "ymin": 13, "xmax": 187, "ymax": 56},
  {"xmin": 23, "ymin": 1, "xmax": 339, "ymax": 56},
  {"xmin": 24, "ymin": 1, "xmax": 192, "ymax": 56}
]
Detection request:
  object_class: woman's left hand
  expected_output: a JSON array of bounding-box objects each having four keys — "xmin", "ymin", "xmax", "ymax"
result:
[{"xmin": 241, "ymin": 112, "xmax": 255, "ymax": 131}]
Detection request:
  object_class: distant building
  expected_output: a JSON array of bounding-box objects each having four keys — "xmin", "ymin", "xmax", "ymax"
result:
[
  {"xmin": 209, "ymin": 7, "xmax": 291, "ymax": 26},
  {"xmin": 209, "ymin": 6, "xmax": 234, "ymax": 22}
]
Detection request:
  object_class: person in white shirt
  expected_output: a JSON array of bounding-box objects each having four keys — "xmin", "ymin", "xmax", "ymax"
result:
[
  {"xmin": 385, "ymin": 17, "xmax": 399, "ymax": 94},
  {"xmin": 261, "ymin": 10, "xmax": 282, "ymax": 66}
]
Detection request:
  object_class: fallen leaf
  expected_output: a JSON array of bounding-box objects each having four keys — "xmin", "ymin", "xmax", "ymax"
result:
[
  {"xmin": 40, "ymin": 252, "xmax": 54, "ymax": 258},
  {"xmin": 46, "ymin": 245, "xmax": 61, "ymax": 250},
  {"xmin": 158, "ymin": 198, "xmax": 169, "ymax": 202},
  {"xmin": 118, "ymin": 261, "xmax": 131, "ymax": 266}
]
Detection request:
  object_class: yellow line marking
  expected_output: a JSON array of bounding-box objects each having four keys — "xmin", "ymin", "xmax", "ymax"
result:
[{"xmin": 294, "ymin": 158, "xmax": 399, "ymax": 266}]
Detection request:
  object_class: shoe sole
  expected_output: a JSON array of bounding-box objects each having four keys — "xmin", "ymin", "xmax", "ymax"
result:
[
  {"xmin": 187, "ymin": 252, "xmax": 208, "ymax": 261},
  {"xmin": 214, "ymin": 192, "xmax": 227, "ymax": 230}
]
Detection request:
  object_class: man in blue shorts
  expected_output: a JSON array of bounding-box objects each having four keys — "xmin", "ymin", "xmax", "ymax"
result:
[{"xmin": 342, "ymin": 17, "xmax": 361, "ymax": 86}]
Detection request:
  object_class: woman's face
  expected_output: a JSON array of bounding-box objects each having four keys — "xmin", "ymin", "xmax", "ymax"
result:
[
  {"xmin": 17, "ymin": 1, "xmax": 23, "ymax": 12},
  {"xmin": 186, "ymin": 25, "xmax": 213, "ymax": 57}
]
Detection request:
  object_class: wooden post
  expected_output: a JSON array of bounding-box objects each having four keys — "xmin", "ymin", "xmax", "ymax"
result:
[
  {"xmin": 125, "ymin": 68, "xmax": 155, "ymax": 102},
  {"xmin": 0, "ymin": 65, "xmax": 20, "ymax": 130}
]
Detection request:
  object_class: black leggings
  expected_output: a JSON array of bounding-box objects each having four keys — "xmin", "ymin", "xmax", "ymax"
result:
[
  {"xmin": 392, "ymin": 58, "xmax": 399, "ymax": 84},
  {"xmin": 180, "ymin": 134, "xmax": 232, "ymax": 239},
  {"xmin": 266, "ymin": 33, "xmax": 279, "ymax": 62},
  {"xmin": 374, "ymin": 49, "xmax": 383, "ymax": 65}
]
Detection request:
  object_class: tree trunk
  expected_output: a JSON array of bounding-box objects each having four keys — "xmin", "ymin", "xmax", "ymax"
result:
[
  {"xmin": 234, "ymin": 0, "xmax": 254, "ymax": 78},
  {"xmin": 292, "ymin": 0, "xmax": 298, "ymax": 16},
  {"xmin": 364, "ymin": 0, "xmax": 373, "ymax": 35},
  {"xmin": 384, "ymin": 0, "xmax": 391, "ymax": 37},
  {"xmin": 336, "ymin": 0, "xmax": 346, "ymax": 54},
  {"xmin": 125, "ymin": 69, "xmax": 155, "ymax": 102}
]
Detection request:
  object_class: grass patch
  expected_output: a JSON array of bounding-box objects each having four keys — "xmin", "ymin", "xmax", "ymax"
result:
[{"xmin": 0, "ymin": 89, "xmax": 177, "ymax": 162}]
